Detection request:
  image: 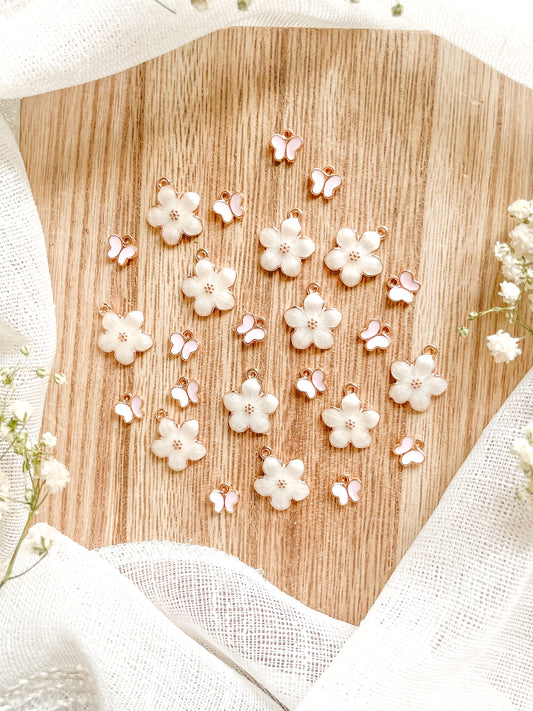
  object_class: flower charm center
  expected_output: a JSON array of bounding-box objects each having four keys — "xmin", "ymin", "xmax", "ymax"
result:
[
  {"xmin": 346, "ymin": 418, "xmax": 357, "ymax": 430},
  {"xmin": 411, "ymin": 378, "xmax": 423, "ymax": 390},
  {"xmin": 204, "ymin": 282, "xmax": 215, "ymax": 294},
  {"xmin": 277, "ymin": 479, "xmax": 287, "ymax": 489},
  {"xmin": 280, "ymin": 242, "xmax": 291, "ymax": 254},
  {"xmin": 172, "ymin": 439, "xmax": 183, "ymax": 450},
  {"xmin": 349, "ymin": 250, "xmax": 361, "ymax": 261},
  {"xmin": 118, "ymin": 332, "xmax": 128, "ymax": 342},
  {"xmin": 169, "ymin": 209, "xmax": 180, "ymax": 221},
  {"xmin": 307, "ymin": 318, "xmax": 318, "ymax": 329},
  {"xmin": 244, "ymin": 403, "xmax": 255, "ymax": 414}
]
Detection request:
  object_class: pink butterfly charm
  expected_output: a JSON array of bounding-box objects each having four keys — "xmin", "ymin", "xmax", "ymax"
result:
[
  {"xmin": 170, "ymin": 378, "xmax": 200, "ymax": 408},
  {"xmin": 387, "ymin": 270, "xmax": 421, "ymax": 304},
  {"xmin": 209, "ymin": 485, "xmax": 239, "ymax": 514},
  {"xmin": 236, "ymin": 314, "xmax": 266, "ymax": 345},
  {"xmin": 393, "ymin": 436, "xmax": 425, "ymax": 466},
  {"xmin": 114, "ymin": 393, "xmax": 144, "ymax": 424},
  {"xmin": 359, "ymin": 319, "xmax": 392, "ymax": 352},
  {"xmin": 107, "ymin": 234, "xmax": 137, "ymax": 267},
  {"xmin": 331, "ymin": 476, "xmax": 361, "ymax": 506},
  {"xmin": 169, "ymin": 330, "xmax": 199, "ymax": 361},
  {"xmin": 270, "ymin": 129, "xmax": 303, "ymax": 163},
  {"xmin": 213, "ymin": 191, "xmax": 244, "ymax": 225},
  {"xmin": 309, "ymin": 166, "xmax": 343, "ymax": 199},
  {"xmin": 295, "ymin": 368, "xmax": 326, "ymax": 399}
]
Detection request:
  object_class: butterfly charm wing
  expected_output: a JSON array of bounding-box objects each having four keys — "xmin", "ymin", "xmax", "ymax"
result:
[
  {"xmin": 115, "ymin": 401, "xmax": 134, "ymax": 424},
  {"xmin": 213, "ymin": 200, "xmax": 234, "ymax": 224},
  {"xmin": 187, "ymin": 380, "xmax": 200, "ymax": 404},
  {"xmin": 236, "ymin": 314, "xmax": 265, "ymax": 344},
  {"xmin": 108, "ymin": 235, "xmax": 123, "ymax": 260},
  {"xmin": 224, "ymin": 491, "xmax": 239, "ymax": 513},
  {"xmin": 323, "ymin": 174, "xmax": 342, "ymax": 199},
  {"xmin": 296, "ymin": 377, "xmax": 317, "ymax": 399},
  {"xmin": 229, "ymin": 192, "xmax": 243, "ymax": 218},
  {"xmin": 331, "ymin": 482, "xmax": 349, "ymax": 506},
  {"xmin": 311, "ymin": 369, "xmax": 326, "ymax": 393},
  {"xmin": 401, "ymin": 449, "xmax": 425, "ymax": 465},
  {"xmin": 236, "ymin": 314, "xmax": 255, "ymax": 335},
  {"xmin": 130, "ymin": 396, "xmax": 144, "ymax": 419},
  {"xmin": 346, "ymin": 479, "xmax": 361, "ymax": 503},
  {"xmin": 209, "ymin": 490, "xmax": 226, "ymax": 513},
  {"xmin": 117, "ymin": 244, "xmax": 137, "ymax": 266},
  {"xmin": 285, "ymin": 135, "xmax": 303, "ymax": 161},
  {"xmin": 310, "ymin": 169, "xmax": 326, "ymax": 197},
  {"xmin": 171, "ymin": 385, "xmax": 189, "ymax": 408}
]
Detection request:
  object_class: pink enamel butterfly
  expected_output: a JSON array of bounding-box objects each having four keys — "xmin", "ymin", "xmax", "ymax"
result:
[
  {"xmin": 209, "ymin": 485, "xmax": 239, "ymax": 513},
  {"xmin": 331, "ymin": 476, "xmax": 361, "ymax": 506},
  {"xmin": 169, "ymin": 330, "xmax": 199, "ymax": 361},
  {"xmin": 393, "ymin": 436, "xmax": 425, "ymax": 466},
  {"xmin": 213, "ymin": 191, "xmax": 244, "ymax": 225},
  {"xmin": 387, "ymin": 270, "xmax": 421, "ymax": 304},
  {"xmin": 114, "ymin": 393, "xmax": 144, "ymax": 424},
  {"xmin": 170, "ymin": 378, "xmax": 200, "ymax": 408},
  {"xmin": 359, "ymin": 319, "xmax": 392, "ymax": 352},
  {"xmin": 309, "ymin": 166, "xmax": 343, "ymax": 199},
  {"xmin": 108, "ymin": 234, "xmax": 137, "ymax": 267},
  {"xmin": 236, "ymin": 314, "xmax": 266, "ymax": 345},
  {"xmin": 295, "ymin": 368, "xmax": 326, "ymax": 399},
  {"xmin": 270, "ymin": 129, "xmax": 303, "ymax": 163}
]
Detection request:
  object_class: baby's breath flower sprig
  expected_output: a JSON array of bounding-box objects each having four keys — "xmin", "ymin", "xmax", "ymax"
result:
[
  {"xmin": 463, "ymin": 198, "xmax": 533, "ymax": 364},
  {"xmin": 0, "ymin": 349, "xmax": 69, "ymax": 590},
  {"xmin": 511, "ymin": 422, "xmax": 533, "ymax": 510}
]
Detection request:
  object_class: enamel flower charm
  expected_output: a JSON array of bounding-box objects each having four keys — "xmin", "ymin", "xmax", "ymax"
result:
[
  {"xmin": 147, "ymin": 178, "xmax": 202, "ymax": 246},
  {"xmin": 284, "ymin": 284, "xmax": 342, "ymax": 350},
  {"xmin": 321, "ymin": 385, "xmax": 380, "ymax": 448},
  {"xmin": 182, "ymin": 249, "xmax": 236, "ymax": 317},
  {"xmin": 259, "ymin": 211, "xmax": 315, "ymax": 277},
  {"xmin": 324, "ymin": 226, "xmax": 386, "ymax": 287},
  {"xmin": 151, "ymin": 410, "xmax": 206, "ymax": 472},
  {"xmin": 97, "ymin": 304, "xmax": 153, "ymax": 366},
  {"xmin": 223, "ymin": 370, "xmax": 279, "ymax": 434},
  {"xmin": 389, "ymin": 346, "xmax": 448, "ymax": 412},
  {"xmin": 254, "ymin": 449, "xmax": 310, "ymax": 510}
]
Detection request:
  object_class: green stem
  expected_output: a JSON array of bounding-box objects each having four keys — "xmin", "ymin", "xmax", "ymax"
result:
[{"xmin": 0, "ymin": 480, "xmax": 42, "ymax": 590}]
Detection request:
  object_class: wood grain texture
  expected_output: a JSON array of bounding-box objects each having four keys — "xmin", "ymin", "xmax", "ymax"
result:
[{"xmin": 20, "ymin": 29, "xmax": 533, "ymax": 625}]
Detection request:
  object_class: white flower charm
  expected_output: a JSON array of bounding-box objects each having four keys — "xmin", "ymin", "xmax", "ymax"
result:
[
  {"xmin": 151, "ymin": 412, "xmax": 206, "ymax": 472},
  {"xmin": 259, "ymin": 211, "xmax": 315, "ymax": 277},
  {"xmin": 254, "ymin": 452, "xmax": 309, "ymax": 510},
  {"xmin": 97, "ymin": 304, "xmax": 153, "ymax": 366},
  {"xmin": 389, "ymin": 347, "xmax": 448, "ymax": 412},
  {"xmin": 182, "ymin": 250, "xmax": 236, "ymax": 317},
  {"xmin": 147, "ymin": 178, "xmax": 202, "ymax": 246},
  {"xmin": 284, "ymin": 285, "xmax": 342, "ymax": 350},
  {"xmin": 321, "ymin": 387, "xmax": 379, "ymax": 448},
  {"xmin": 223, "ymin": 370, "xmax": 279, "ymax": 434},
  {"xmin": 486, "ymin": 330, "xmax": 522, "ymax": 364},
  {"xmin": 324, "ymin": 226, "xmax": 386, "ymax": 287}
]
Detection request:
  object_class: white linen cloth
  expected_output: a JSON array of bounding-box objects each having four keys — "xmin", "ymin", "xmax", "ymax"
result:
[{"xmin": 0, "ymin": 1, "xmax": 532, "ymax": 709}]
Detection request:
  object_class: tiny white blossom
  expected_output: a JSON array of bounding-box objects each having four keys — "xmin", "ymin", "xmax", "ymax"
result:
[
  {"xmin": 486, "ymin": 330, "xmax": 521, "ymax": 364},
  {"xmin": 25, "ymin": 523, "xmax": 56, "ymax": 556},
  {"xmin": 523, "ymin": 422, "xmax": 533, "ymax": 444},
  {"xmin": 508, "ymin": 223, "xmax": 533, "ymax": 259},
  {"xmin": 498, "ymin": 281, "xmax": 521, "ymax": 305},
  {"xmin": 41, "ymin": 432, "xmax": 57, "ymax": 449},
  {"xmin": 0, "ymin": 470, "xmax": 10, "ymax": 520},
  {"xmin": 501, "ymin": 255, "xmax": 524, "ymax": 285},
  {"xmin": 9, "ymin": 401, "xmax": 34, "ymax": 422},
  {"xmin": 35, "ymin": 367, "xmax": 49, "ymax": 378},
  {"xmin": 0, "ymin": 423, "xmax": 11, "ymax": 440},
  {"xmin": 40, "ymin": 458, "xmax": 70, "ymax": 494},
  {"xmin": 494, "ymin": 242, "xmax": 511, "ymax": 261},
  {"xmin": 508, "ymin": 199, "xmax": 532, "ymax": 222},
  {"xmin": 53, "ymin": 373, "xmax": 67, "ymax": 385},
  {"xmin": 511, "ymin": 437, "xmax": 533, "ymax": 472},
  {"xmin": 19, "ymin": 345, "xmax": 31, "ymax": 356}
]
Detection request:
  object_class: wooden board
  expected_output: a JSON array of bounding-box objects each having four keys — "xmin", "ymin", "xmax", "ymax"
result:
[{"xmin": 20, "ymin": 28, "xmax": 533, "ymax": 625}]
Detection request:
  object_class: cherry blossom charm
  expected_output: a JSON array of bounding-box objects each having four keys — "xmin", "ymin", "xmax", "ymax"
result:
[
  {"xmin": 359, "ymin": 319, "xmax": 391, "ymax": 352},
  {"xmin": 270, "ymin": 129, "xmax": 303, "ymax": 163},
  {"xmin": 209, "ymin": 484, "xmax": 239, "ymax": 513},
  {"xmin": 324, "ymin": 226, "xmax": 387, "ymax": 287},
  {"xmin": 213, "ymin": 191, "xmax": 244, "ymax": 225},
  {"xmin": 169, "ymin": 330, "xmax": 199, "ymax": 361},
  {"xmin": 181, "ymin": 249, "xmax": 236, "ymax": 317},
  {"xmin": 107, "ymin": 234, "xmax": 137, "ymax": 267},
  {"xmin": 389, "ymin": 346, "xmax": 447, "ymax": 413},
  {"xmin": 259, "ymin": 210, "xmax": 315, "ymax": 277},
  {"xmin": 284, "ymin": 283, "xmax": 342, "ymax": 350},
  {"xmin": 151, "ymin": 408, "xmax": 206, "ymax": 472},
  {"xmin": 321, "ymin": 384, "xmax": 380, "ymax": 449},
  {"xmin": 254, "ymin": 447, "xmax": 309, "ymax": 511},
  {"xmin": 393, "ymin": 436, "xmax": 425, "ymax": 466},
  {"xmin": 387, "ymin": 270, "xmax": 421, "ymax": 304},
  {"xmin": 171, "ymin": 377, "xmax": 200, "ymax": 408},
  {"xmin": 223, "ymin": 369, "xmax": 279, "ymax": 434},
  {"xmin": 295, "ymin": 368, "xmax": 326, "ymax": 399},
  {"xmin": 97, "ymin": 303, "xmax": 153, "ymax": 366},
  {"xmin": 331, "ymin": 476, "xmax": 361, "ymax": 506},
  {"xmin": 309, "ymin": 165, "xmax": 342, "ymax": 199},
  {"xmin": 236, "ymin": 314, "xmax": 266, "ymax": 345},
  {"xmin": 147, "ymin": 178, "xmax": 202, "ymax": 246},
  {"xmin": 114, "ymin": 393, "xmax": 144, "ymax": 424}
]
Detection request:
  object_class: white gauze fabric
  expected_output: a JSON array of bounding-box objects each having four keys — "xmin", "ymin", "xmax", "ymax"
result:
[{"xmin": 0, "ymin": 0, "xmax": 532, "ymax": 709}]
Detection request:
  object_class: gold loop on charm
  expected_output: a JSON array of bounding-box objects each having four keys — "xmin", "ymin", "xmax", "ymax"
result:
[
  {"xmin": 386, "ymin": 276, "xmax": 399, "ymax": 288},
  {"xmin": 122, "ymin": 393, "xmax": 133, "ymax": 403},
  {"xmin": 98, "ymin": 303, "xmax": 112, "ymax": 316},
  {"xmin": 414, "ymin": 439, "xmax": 425, "ymax": 449},
  {"xmin": 182, "ymin": 329, "xmax": 194, "ymax": 340},
  {"xmin": 423, "ymin": 345, "xmax": 437, "ymax": 357},
  {"xmin": 157, "ymin": 177, "xmax": 171, "ymax": 190},
  {"xmin": 324, "ymin": 165, "xmax": 335, "ymax": 176},
  {"xmin": 340, "ymin": 475, "xmax": 349, "ymax": 485},
  {"xmin": 377, "ymin": 226, "xmax": 388, "ymax": 240},
  {"xmin": 301, "ymin": 368, "xmax": 312, "ymax": 378},
  {"xmin": 220, "ymin": 191, "xmax": 231, "ymax": 201},
  {"xmin": 381, "ymin": 324, "xmax": 392, "ymax": 335},
  {"xmin": 288, "ymin": 208, "xmax": 302, "ymax": 219},
  {"xmin": 196, "ymin": 248, "xmax": 209, "ymax": 261},
  {"xmin": 259, "ymin": 446, "xmax": 272, "ymax": 460},
  {"xmin": 219, "ymin": 483, "xmax": 230, "ymax": 494},
  {"xmin": 256, "ymin": 317, "xmax": 266, "ymax": 328},
  {"xmin": 343, "ymin": 383, "xmax": 358, "ymax": 395},
  {"xmin": 156, "ymin": 408, "xmax": 168, "ymax": 421},
  {"xmin": 283, "ymin": 129, "xmax": 295, "ymax": 139},
  {"xmin": 307, "ymin": 282, "xmax": 320, "ymax": 294},
  {"xmin": 177, "ymin": 377, "xmax": 189, "ymax": 388},
  {"xmin": 247, "ymin": 368, "xmax": 258, "ymax": 379},
  {"xmin": 122, "ymin": 235, "xmax": 134, "ymax": 245}
]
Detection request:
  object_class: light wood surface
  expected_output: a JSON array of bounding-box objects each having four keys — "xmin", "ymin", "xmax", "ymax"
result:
[{"xmin": 20, "ymin": 28, "xmax": 533, "ymax": 625}]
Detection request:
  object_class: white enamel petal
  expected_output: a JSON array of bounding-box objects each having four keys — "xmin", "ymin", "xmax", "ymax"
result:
[
  {"xmin": 339, "ymin": 262, "xmax": 364, "ymax": 287},
  {"xmin": 302, "ymin": 292, "xmax": 325, "ymax": 317},
  {"xmin": 260, "ymin": 393, "xmax": 279, "ymax": 414},
  {"xmin": 259, "ymin": 227, "xmax": 281, "ymax": 249},
  {"xmin": 229, "ymin": 411, "xmax": 252, "ymax": 433},
  {"xmin": 359, "ymin": 230, "xmax": 381, "ymax": 253},
  {"xmin": 312, "ymin": 328, "xmax": 334, "ymax": 350},
  {"xmin": 178, "ymin": 213, "xmax": 203, "ymax": 237},
  {"xmin": 181, "ymin": 277, "xmax": 204, "ymax": 298},
  {"xmin": 123, "ymin": 311, "xmax": 144, "ymax": 330},
  {"xmin": 213, "ymin": 290, "xmax": 235, "ymax": 312},
  {"xmin": 280, "ymin": 252, "xmax": 303, "ymax": 277},
  {"xmin": 254, "ymin": 476, "xmax": 278, "ymax": 498},
  {"xmin": 158, "ymin": 185, "xmax": 179, "ymax": 209},
  {"xmin": 261, "ymin": 249, "xmax": 283, "ymax": 272},
  {"xmin": 329, "ymin": 428, "xmax": 351, "ymax": 448},
  {"xmin": 291, "ymin": 328, "xmax": 314, "ymax": 350},
  {"xmin": 318, "ymin": 307, "xmax": 341, "ymax": 329},
  {"xmin": 284, "ymin": 307, "xmax": 308, "ymax": 329},
  {"xmin": 324, "ymin": 247, "xmax": 348, "ymax": 271},
  {"xmin": 193, "ymin": 293, "xmax": 216, "ymax": 317},
  {"xmin": 321, "ymin": 407, "xmax": 345, "ymax": 428},
  {"xmin": 389, "ymin": 382, "xmax": 412, "ymax": 404},
  {"xmin": 248, "ymin": 412, "xmax": 271, "ymax": 434},
  {"xmin": 349, "ymin": 428, "xmax": 372, "ymax": 448},
  {"xmin": 147, "ymin": 205, "xmax": 170, "ymax": 227},
  {"xmin": 409, "ymin": 390, "xmax": 432, "ymax": 412},
  {"xmin": 98, "ymin": 332, "xmax": 118, "ymax": 353},
  {"xmin": 161, "ymin": 221, "xmax": 183, "ymax": 246},
  {"xmin": 176, "ymin": 192, "xmax": 200, "ymax": 214},
  {"xmin": 280, "ymin": 217, "xmax": 301, "ymax": 238},
  {"xmin": 223, "ymin": 391, "xmax": 244, "ymax": 413},
  {"xmin": 131, "ymin": 331, "xmax": 153, "ymax": 353},
  {"xmin": 425, "ymin": 375, "xmax": 448, "ymax": 395},
  {"xmin": 215, "ymin": 267, "xmax": 236, "ymax": 289},
  {"xmin": 288, "ymin": 479, "xmax": 310, "ymax": 502},
  {"xmin": 114, "ymin": 343, "xmax": 136, "ymax": 366},
  {"xmin": 241, "ymin": 378, "xmax": 262, "ymax": 399},
  {"xmin": 390, "ymin": 360, "xmax": 413, "ymax": 382},
  {"xmin": 269, "ymin": 489, "xmax": 292, "ymax": 511},
  {"xmin": 336, "ymin": 228, "xmax": 357, "ymax": 250},
  {"xmin": 293, "ymin": 237, "xmax": 315, "ymax": 259},
  {"xmin": 360, "ymin": 254, "xmax": 383, "ymax": 277}
]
